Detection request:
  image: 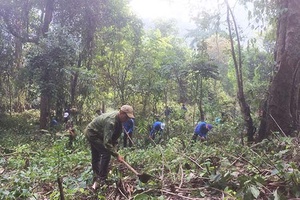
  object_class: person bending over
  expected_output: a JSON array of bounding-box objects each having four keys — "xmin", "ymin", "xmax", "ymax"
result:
[
  {"xmin": 192, "ymin": 121, "xmax": 213, "ymax": 141},
  {"xmin": 85, "ymin": 105, "xmax": 135, "ymax": 190},
  {"xmin": 149, "ymin": 121, "xmax": 165, "ymax": 140}
]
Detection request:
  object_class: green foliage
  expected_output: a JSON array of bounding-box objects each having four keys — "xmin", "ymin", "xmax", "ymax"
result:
[
  {"xmin": 2, "ymin": 115, "xmax": 300, "ymax": 199},
  {"xmin": 1, "ymin": 132, "xmax": 91, "ymax": 199},
  {"xmin": 0, "ymin": 0, "xmax": 296, "ymax": 198},
  {"xmin": 25, "ymin": 28, "xmax": 76, "ymax": 95},
  {"xmin": 94, "ymin": 13, "xmax": 143, "ymax": 105},
  {"xmin": 0, "ymin": 110, "xmax": 40, "ymax": 149}
]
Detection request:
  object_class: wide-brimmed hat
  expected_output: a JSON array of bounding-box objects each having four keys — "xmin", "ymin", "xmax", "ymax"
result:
[{"xmin": 120, "ymin": 105, "xmax": 135, "ymax": 118}]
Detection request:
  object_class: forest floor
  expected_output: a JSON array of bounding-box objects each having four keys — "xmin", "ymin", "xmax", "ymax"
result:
[{"xmin": 1, "ymin": 112, "xmax": 300, "ymax": 199}]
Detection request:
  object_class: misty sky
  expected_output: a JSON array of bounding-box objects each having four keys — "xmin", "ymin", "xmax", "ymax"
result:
[{"xmin": 129, "ymin": 0, "xmax": 254, "ymax": 42}]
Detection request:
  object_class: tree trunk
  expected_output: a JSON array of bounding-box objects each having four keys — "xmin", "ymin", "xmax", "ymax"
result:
[
  {"xmin": 199, "ymin": 77, "xmax": 205, "ymax": 121},
  {"xmin": 55, "ymin": 86, "xmax": 65, "ymax": 122},
  {"xmin": 177, "ymin": 76, "xmax": 187, "ymax": 103},
  {"xmin": 42, "ymin": 0, "xmax": 54, "ymax": 37},
  {"xmin": 39, "ymin": 0, "xmax": 54, "ymax": 129},
  {"xmin": 40, "ymin": 91, "xmax": 49, "ymax": 129},
  {"xmin": 258, "ymin": 0, "xmax": 300, "ymax": 139},
  {"xmin": 70, "ymin": 71, "xmax": 78, "ymax": 107},
  {"xmin": 226, "ymin": 1, "xmax": 255, "ymax": 142}
]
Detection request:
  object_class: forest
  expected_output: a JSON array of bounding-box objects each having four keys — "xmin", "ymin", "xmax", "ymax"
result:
[{"xmin": 0, "ymin": 0, "xmax": 300, "ymax": 199}]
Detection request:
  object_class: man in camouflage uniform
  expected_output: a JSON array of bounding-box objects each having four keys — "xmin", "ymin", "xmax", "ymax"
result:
[{"xmin": 85, "ymin": 105, "xmax": 135, "ymax": 190}]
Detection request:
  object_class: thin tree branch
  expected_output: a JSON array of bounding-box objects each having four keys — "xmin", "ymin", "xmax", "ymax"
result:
[
  {"xmin": 269, "ymin": 114, "xmax": 287, "ymax": 137},
  {"xmin": 179, "ymin": 164, "xmax": 184, "ymax": 188}
]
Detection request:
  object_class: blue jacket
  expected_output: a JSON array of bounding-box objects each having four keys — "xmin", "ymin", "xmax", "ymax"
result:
[
  {"xmin": 123, "ymin": 119, "xmax": 134, "ymax": 134},
  {"xmin": 194, "ymin": 121, "xmax": 210, "ymax": 138},
  {"xmin": 150, "ymin": 121, "xmax": 164, "ymax": 136}
]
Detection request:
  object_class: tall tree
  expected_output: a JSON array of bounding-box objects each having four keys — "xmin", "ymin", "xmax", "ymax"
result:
[
  {"xmin": 0, "ymin": 0, "xmax": 138, "ymax": 128},
  {"xmin": 132, "ymin": 29, "xmax": 172, "ymax": 116},
  {"xmin": 0, "ymin": 0, "xmax": 56, "ymax": 128},
  {"xmin": 189, "ymin": 40, "xmax": 219, "ymax": 121},
  {"xmin": 95, "ymin": 15, "xmax": 142, "ymax": 106},
  {"xmin": 225, "ymin": 0, "xmax": 255, "ymax": 143},
  {"xmin": 258, "ymin": 0, "xmax": 300, "ymax": 140},
  {"xmin": 0, "ymin": 29, "xmax": 14, "ymax": 114}
]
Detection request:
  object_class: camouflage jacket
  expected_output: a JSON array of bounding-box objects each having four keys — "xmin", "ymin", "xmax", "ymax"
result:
[{"xmin": 85, "ymin": 111, "xmax": 122, "ymax": 157}]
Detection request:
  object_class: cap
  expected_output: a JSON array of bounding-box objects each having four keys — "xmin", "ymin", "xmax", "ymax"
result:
[
  {"xmin": 120, "ymin": 105, "xmax": 135, "ymax": 118},
  {"xmin": 207, "ymin": 124, "xmax": 213, "ymax": 130},
  {"xmin": 160, "ymin": 123, "xmax": 165, "ymax": 130}
]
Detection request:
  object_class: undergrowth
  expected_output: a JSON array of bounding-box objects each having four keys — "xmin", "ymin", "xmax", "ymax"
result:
[{"xmin": 1, "ymin": 113, "xmax": 300, "ymax": 199}]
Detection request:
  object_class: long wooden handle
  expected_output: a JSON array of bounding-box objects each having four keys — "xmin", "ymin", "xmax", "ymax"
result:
[
  {"xmin": 121, "ymin": 160, "xmax": 139, "ymax": 175},
  {"xmin": 123, "ymin": 127, "xmax": 135, "ymax": 146}
]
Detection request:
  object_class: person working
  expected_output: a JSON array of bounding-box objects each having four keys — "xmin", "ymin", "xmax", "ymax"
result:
[
  {"xmin": 66, "ymin": 117, "xmax": 76, "ymax": 148},
  {"xmin": 84, "ymin": 105, "xmax": 134, "ymax": 190},
  {"xmin": 181, "ymin": 103, "xmax": 187, "ymax": 119},
  {"xmin": 50, "ymin": 117, "xmax": 58, "ymax": 127},
  {"xmin": 192, "ymin": 121, "xmax": 213, "ymax": 141},
  {"xmin": 95, "ymin": 109, "xmax": 102, "ymax": 116},
  {"xmin": 123, "ymin": 118, "xmax": 134, "ymax": 148},
  {"xmin": 149, "ymin": 121, "xmax": 165, "ymax": 140},
  {"xmin": 181, "ymin": 103, "xmax": 187, "ymax": 111},
  {"xmin": 164, "ymin": 106, "xmax": 172, "ymax": 118},
  {"xmin": 63, "ymin": 109, "xmax": 70, "ymax": 123}
]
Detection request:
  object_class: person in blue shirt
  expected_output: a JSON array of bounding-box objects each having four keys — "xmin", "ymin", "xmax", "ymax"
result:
[
  {"xmin": 123, "ymin": 118, "xmax": 134, "ymax": 147},
  {"xmin": 50, "ymin": 117, "xmax": 58, "ymax": 127},
  {"xmin": 149, "ymin": 121, "xmax": 165, "ymax": 140},
  {"xmin": 192, "ymin": 121, "xmax": 213, "ymax": 141}
]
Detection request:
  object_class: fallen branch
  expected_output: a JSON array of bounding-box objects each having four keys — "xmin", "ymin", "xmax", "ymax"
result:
[
  {"xmin": 174, "ymin": 185, "xmax": 235, "ymax": 199},
  {"xmin": 183, "ymin": 154, "xmax": 204, "ymax": 170},
  {"xmin": 117, "ymin": 188, "xmax": 129, "ymax": 200},
  {"xmin": 175, "ymin": 186, "xmax": 206, "ymax": 191},
  {"xmin": 228, "ymin": 154, "xmax": 262, "ymax": 173},
  {"xmin": 161, "ymin": 189, "xmax": 204, "ymax": 200}
]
